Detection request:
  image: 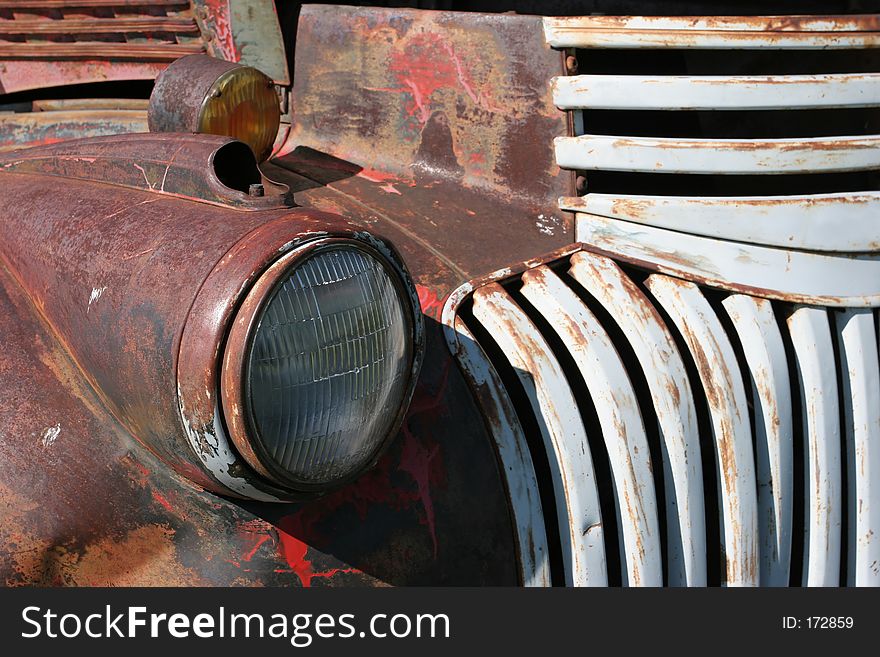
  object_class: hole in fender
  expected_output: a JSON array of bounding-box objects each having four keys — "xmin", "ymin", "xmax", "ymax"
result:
[{"xmin": 212, "ymin": 141, "xmax": 262, "ymax": 194}]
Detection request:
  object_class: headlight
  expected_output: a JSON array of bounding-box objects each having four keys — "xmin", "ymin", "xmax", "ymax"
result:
[
  {"xmin": 148, "ymin": 54, "xmax": 281, "ymax": 162},
  {"xmin": 221, "ymin": 239, "xmax": 417, "ymax": 491}
]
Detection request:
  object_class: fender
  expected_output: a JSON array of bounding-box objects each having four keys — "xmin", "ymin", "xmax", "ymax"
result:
[{"xmin": 0, "ymin": 131, "xmax": 519, "ymax": 585}]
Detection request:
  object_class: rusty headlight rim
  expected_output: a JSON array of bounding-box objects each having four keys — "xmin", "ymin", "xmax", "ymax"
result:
[{"xmin": 219, "ymin": 236, "xmax": 420, "ymax": 493}]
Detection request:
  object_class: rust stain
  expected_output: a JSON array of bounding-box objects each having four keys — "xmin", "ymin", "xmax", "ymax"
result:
[{"xmin": 50, "ymin": 525, "xmax": 205, "ymax": 587}]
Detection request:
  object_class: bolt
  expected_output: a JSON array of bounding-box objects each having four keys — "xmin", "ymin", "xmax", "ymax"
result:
[
  {"xmin": 565, "ymin": 55, "xmax": 579, "ymax": 75},
  {"xmin": 248, "ymin": 183, "xmax": 265, "ymax": 197},
  {"xmin": 576, "ymin": 175, "xmax": 587, "ymax": 193}
]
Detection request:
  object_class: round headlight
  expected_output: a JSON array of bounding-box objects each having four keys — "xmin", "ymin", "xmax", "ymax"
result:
[
  {"xmin": 221, "ymin": 240, "xmax": 416, "ymax": 491},
  {"xmin": 148, "ymin": 54, "xmax": 281, "ymax": 162}
]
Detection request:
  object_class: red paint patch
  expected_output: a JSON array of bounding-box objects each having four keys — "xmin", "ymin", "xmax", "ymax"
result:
[
  {"xmin": 236, "ymin": 519, "xmax": 276, "ymax": 565},
  {"xmin": 275, "ymin": 519, "xmax": 357, "ymax": 586},
  {"xmin": 358, "ymin": 167, "xmax": 401, "ymax": 184},
  {"xmin": 203, "ymin": 0, "xmax": 240, "ymax": 62},
  {"xmin": 151, "ymin": 491, "xmax": 174, "ymax": 514},
  {"xmin": 416, "ymin": 284, "xmax": 444, "ymax": 319},
  {"xmin": 389, "ymin": 33, "xmax": 501, "ymax": 126}
]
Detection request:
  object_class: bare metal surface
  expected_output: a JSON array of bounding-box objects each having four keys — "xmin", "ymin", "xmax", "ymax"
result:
[
  {"xmin": 835, "ymin": 309, "xmax": 880, "ymax": 586},
  {"xmin": 521, "ymin": 265, "xmax": 662, "ymax": 587},
  {"xmin": 472, "ymin": 284, "xmax": 607, "ymax": 586},
  {"xmin": 0, "ymin": 109, "xmax": 147, "ymax": 153},
  {"xmin": 646, "ymin": 275, "xmax": 759, "ymax": 586},
  {"xmin": 788, "ymin": 307, "xmax": 842, "ymax": 587},
  {"xmin": 722, "ymin": 295, "xmax": 793, "ymax": 586}
]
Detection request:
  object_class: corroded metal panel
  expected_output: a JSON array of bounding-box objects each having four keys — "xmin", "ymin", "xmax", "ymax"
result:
[{"xmin": 0, "ymin": 110, "xmax": 147, "ymax": 153}]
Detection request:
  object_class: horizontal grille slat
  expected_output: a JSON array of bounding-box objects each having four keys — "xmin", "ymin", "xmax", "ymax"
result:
[
  {"xmin": 0, "ymin": 17, "xmax": 199, "ymax": 35},
  {"xmin": 0, "ymin": 42, "xmax": 201, "ymax": 59},
  {"xmin": 559, "ymin": 192, "xmax": 880, "ymax": 253},
  {"xmin": 555, "ymin": 134, "xmax": 880, "ymax": 175},
  {"xmin": 577, "ymin": 214, "xmax": 880, "ymax": 307},
  {"xmin": 543, "ymin": 15, "xmax": 880, "ymax": 50},
  {"xmin": 0, "ymin": 1, "xmax": 205, "ymax": 63},
  {"xmin": 547, "ymin": 13, "xmax": 880, "ymax": 252},
  {"xmin": 552, "ymin": 73, "xmax": 880, "ymax": 111},
  {"xmin": 0, "ymin": 1, "xmax": 187, "ymax": 7}
]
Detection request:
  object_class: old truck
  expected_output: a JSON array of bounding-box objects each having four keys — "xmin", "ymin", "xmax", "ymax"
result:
[{"xmin": 0, "ymin": 1, "xmax": 877, "ymax": 587}]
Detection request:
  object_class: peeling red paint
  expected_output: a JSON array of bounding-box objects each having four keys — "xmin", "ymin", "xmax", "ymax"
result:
[
  {"xmin": 399, "ymin": 429, "xmax": 441, "ymax": 557},
  {"xmin": 242, "ymin": 534, "xmax": 272, "ymax": 562},
  {"xmin": 151, "ymin": 490, "xmax": 174, "ymax": 514},
  {"xmin": 389, "ymin": 32, "xmax": 501, "ymax": 127},
  {"xmin": 416, "ymin": 284, "xmax": 444, "ymax": 319},
  {"xmin": 202, "ymin": 0, "xmax": 239, "ymax": 62},
  {"xmin": 275, "ymin": 519, "xmax": 357, "ymax": 586},
  {"xmin": 358, "ymin": 167, "xmax": 403, "ymax": 184}
]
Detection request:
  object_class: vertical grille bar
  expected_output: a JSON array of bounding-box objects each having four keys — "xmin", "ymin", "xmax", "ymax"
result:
[
  {"xmin": 471, "ymin": 283, "xmax": 608, "ymax": 586},
  {"xmin": 449, "ymin": 317, "xmax": 551, "ymax": 587},
  {"xmin": 448, "ymin": 254, "xmax": 878, "ymax": 586},
  {"xmin": 520, "ymin": 265, "xmax": 662, "ymax": 586},
  {"xmin": 722, "ymin": 294, "xmax": 794, "ymax": 586},
  {"xmin": 568, "ymin": 251, "xmax": 706, "ymax": 587},
  {"xmin": 834, "ymin": 308, "xmax": 880, "ymax": 586},
  {"xmin": 787, "ymin": 306, "xmax": 842, "ymax": 586},
  {"xmin": 645, "ymin": 275, "xmax": 759, "ymax": 586}
]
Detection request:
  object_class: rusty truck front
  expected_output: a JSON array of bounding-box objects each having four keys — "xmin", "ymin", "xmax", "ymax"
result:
[{"xmin": 0, "ymin": 2, "xmax": 878, "ymax": 588}]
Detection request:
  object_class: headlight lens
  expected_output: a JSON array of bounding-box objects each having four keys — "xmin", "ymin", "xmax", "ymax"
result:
[
  {"xmin": 148, "ymin": 55, "xmax": 281, "ymax": 162},
  {"xmin": 222, "ymin": 241, "xmax": 415, "ymax": 490},
  {"xmin": 197, "ymin": 65, "xmax": 280, "ymax": 163}
]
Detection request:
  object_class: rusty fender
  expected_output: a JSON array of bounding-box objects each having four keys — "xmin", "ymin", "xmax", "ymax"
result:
[{"xmin": 0, "ymin": 134, "xmax": 520, "ymax": 585}]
